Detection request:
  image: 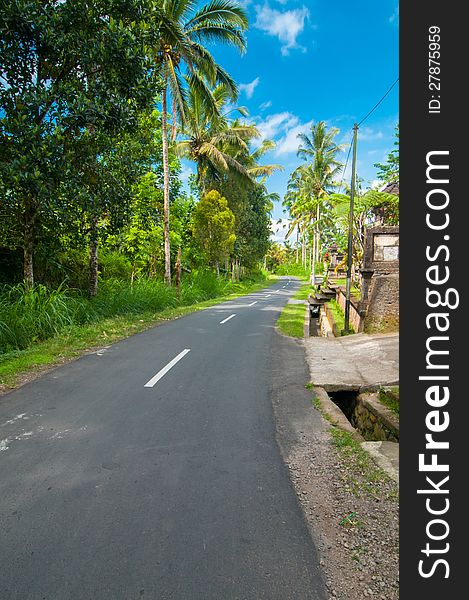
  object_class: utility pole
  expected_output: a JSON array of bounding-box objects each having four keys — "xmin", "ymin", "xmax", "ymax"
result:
[
  {"xmin": 344, "ymin": 123, "xmax": 358, "ymax": 333},
  {"xmin": 311, "ymin": 220, "xmax": 316, "ymax": 286}
]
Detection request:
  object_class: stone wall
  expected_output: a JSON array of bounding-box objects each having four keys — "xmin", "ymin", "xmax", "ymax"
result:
[
  {"xmin": 363, "ymin": 273, "xmax": 399, "ymax": 333},
  {"xmin": 351, "ymin": 393, "xmax": 399, "ymax": 442},
  {"xmin": 360, "ymin": 226, "xmax": 399, "ymax": 333},
  {"xmin": 335, "ymin": 288, "xmax": 363, "ymax": 333},
  {"xmin": 318, "ymin": 306, "xmax": 335, "ymax": 337}
]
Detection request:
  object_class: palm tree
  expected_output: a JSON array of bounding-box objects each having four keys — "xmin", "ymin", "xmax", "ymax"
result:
[
  {"xmin": 175, "ymin": 84, "xmax": 258, "ymax": 195},
  {"xmin": 176, "ymin": 84, "xmax": 283, "ymax": 196},
  {"xmin": 295, "ymin": 121, "xmax": 343, "ymax": 282},
  {"xmin": 156, "ymin": 0, "xmax": 248, "ymax": 285},
  {"xmin": 283, "ymin": 166, "xmax": 317, "ymax": 268},
  {"xmin": 231, "ymin": 136, "xmax": 283, "ymax": 181}
]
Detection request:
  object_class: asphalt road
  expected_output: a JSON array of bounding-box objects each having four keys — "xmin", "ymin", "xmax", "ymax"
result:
[{"xmin": 0, "ymin": 277, "xmax": 327, "ymax": 600}]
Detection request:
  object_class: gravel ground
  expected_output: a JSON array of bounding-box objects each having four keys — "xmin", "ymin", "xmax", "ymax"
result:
[
  {"xmin": 271, "ymin": 333, "xmax": 399, "ymax": 600},
  {"xmin": 284, "ymin": 427, "xmax": 399, "ymax": 600}
]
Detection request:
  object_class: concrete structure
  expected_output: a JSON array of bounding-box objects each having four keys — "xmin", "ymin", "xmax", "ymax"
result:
[
  {"xmin": 304, "ymin": 332, "xmax": 399, "ymax": 483},
  {"xmin": 360, "ymin": 226, "xmax": 399, "ymax": 333},
  {"xmin": 304, "ymin": 332, "xmax": 399, "ymax": 392}
]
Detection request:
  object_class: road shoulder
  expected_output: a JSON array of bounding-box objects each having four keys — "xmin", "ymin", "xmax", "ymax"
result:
[{"xmin": 270, "ymin": 330, "xmax": 399, "ymax": 600}]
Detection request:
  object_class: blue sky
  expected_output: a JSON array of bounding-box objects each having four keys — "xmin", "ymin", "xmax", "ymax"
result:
[{"xmin": 182, "ymin": 0, "xmax": 399, "ymax": 240}]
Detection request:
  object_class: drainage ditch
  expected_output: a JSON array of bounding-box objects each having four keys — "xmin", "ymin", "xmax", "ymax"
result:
[
  {"xmin": 327, "ymin": 389, "xmax": 399, "ymax": 442},
  {"xmin": 328, "ymin": 390, "xmax": 358, "ymax": 422},
  {"xmin": 309, "ymin": 313, "xmax": 320, "ymax": 336}
]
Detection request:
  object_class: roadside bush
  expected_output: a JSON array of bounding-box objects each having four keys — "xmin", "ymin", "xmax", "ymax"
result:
[
  {"xmin": 99, "ymin": 251, "xmax": 133, "ymax": 281},
  {"xmin": 0, "ymin": 270, "xmax": 268, "ymax": 353},
  {"xmin": 0, "ymin": 283, "xmax": 89, "ymax": 351},
  {"xmin": 275, "ymin": 262, "xmax": 311, "ymax": 277},
  {"xmin": 91, "ymin": 278, "xmax": 178, "ymax": 317},
  {"xmin": 180, "ymin": 270, "xmax": 226, "ymax": 302}
]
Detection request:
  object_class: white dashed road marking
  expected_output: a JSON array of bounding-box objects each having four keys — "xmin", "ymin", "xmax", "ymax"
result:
[
  {"xmin": 220, "ymin": 314, "xmax": 236, "ymax": 325},
  {"xmin": 144, "ymin": 349, "xmax": 191, "ymax": 388}
]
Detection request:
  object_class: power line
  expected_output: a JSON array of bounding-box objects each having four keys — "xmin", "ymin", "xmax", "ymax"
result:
[
  {"xmin": 338, "ymin": 77, "xmax": 398, "ymax": 192},
  {"xmin": 338, "ymin": 136, "xmax": 353, "ymax": 193},
  {"xmin": 358, "ymin": 78, "xmax": 399, "ymax": 127}
]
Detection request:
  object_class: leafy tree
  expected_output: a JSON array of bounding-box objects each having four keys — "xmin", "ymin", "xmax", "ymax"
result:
[
  {"xmin": 29, "ymin": 108, "xmax": 169, "ymax": 290},
  {"xmin": 235, "ymin": 185, "xmax": 274, "ymax": 270},
  {"xmin": 192, "ymin": 190, "xmax": 235, "ymax": 276},
  {"xmin": 211, "ymin": 176, "xmax": 274, "ymax": 275},
  {"xmin": 155, "ymin": 0, "xmax": 248, "ymax": 285},
  {"xmin": 57, "ymin": 104, "xmax": 171, "ymax": 295},
  {"xmin": 108, "ymin": 179, "xmax": 192, "ymax": 282},
  {"xmin": 99, "ymin": 113, "xmax": 188, "ymax": 283},
  {"xmin": 109, "ymin": 172, "xmax": 164, "ymax": 282},
  {"xmin": 0, "ymin": 0, "xmax": 159, "ymax": 287},
  {"xmin": 265, "ymin": 243, "xmax": 288, "ymax": 272},
  {"xmin": 201, "ymin": 117, "xmax": 281, "ymax": 274},
  {"xmin": 362, "ymin": 189, "xmax": 399, "ymax": 225}
]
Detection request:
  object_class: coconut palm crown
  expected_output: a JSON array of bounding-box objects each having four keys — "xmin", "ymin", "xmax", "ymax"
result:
[{"xmin": 176, "ymin": 83, "xmax": 283, "ymax": 194}]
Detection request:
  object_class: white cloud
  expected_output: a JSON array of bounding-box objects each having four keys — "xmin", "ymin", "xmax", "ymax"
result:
[
  {"xmin": 256, "ymin": 111, "xmax": 299, "ymax": 142},
  {"xmin": 270, "ymin": 218, "xmax": 292, "ymax": 243},
  {"xmin": 254, "ymin": 3, "xmax": 310, "ymax": 56},
  {"xmin": 259, "ymin": 100, "xmax": 272, "ymax": 110},
  {"xmin": 389, "ymin": 5, "xmax": 399, "ymax": 24},
  {"xmin": 180, "ymin": 163, "xmax": 194, "ymax": 183},
  {"xmin": 239, "ymin": 77, "xmax": 260, "ymax": 99},
  {"xmin": 275, "ymin": 120, "xmax": 313, "ymax": 156},
  {"xmin": 253, "ymin": 111, "xmax": 313, "ymax": 156},
  {"xmin": 358, "ymin": 127, "xmax": 384, "ymax": 142}
]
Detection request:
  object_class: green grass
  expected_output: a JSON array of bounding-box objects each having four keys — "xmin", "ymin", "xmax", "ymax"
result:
[
  {"xmin": 311, "ymin": 395, "xmax": 321, "ymax": 411},
  {"xmin": 0, "ymin": 283, "xmax": 90, "ymax": 350},
  {"xmin": 378, "ymin": 387, "xmax": 400, "ymax": 416},
  {"xmin": 276, "ymin": 283, "xmax": 312, "ymax": 338},
  {"xmin": 329, "ymin": 427, "xmax": 397, "ymax": 501},
  {"xmin": 0, "ymin": 274, "xmax": 276, "ymax": 389},
  {"xmin": 327, "ymin": 299, "xmax": 345, "ymax": 334}
]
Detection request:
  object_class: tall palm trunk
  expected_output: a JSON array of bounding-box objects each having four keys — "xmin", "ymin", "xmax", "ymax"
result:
[
  {"xmin": 311, "ymin": 203, "xmax": 320, "ymax": 285},
  {"xmin": 315, "ymin": 203, "xmax": 321, "ymax": 264},
  {"xmin": 23, "ymin": 198, "xmax": 36, "ymax": 288},
  {"xmin": 301, "ymin": 229, "xmax": 306, "ymax": 268},
  {"xmin": 197, "ymin": 162, "xmax": 207, "ymax": 197},
  {"xmin": 311, "ymin": 222, "xmax": 317, "ymax": 285},
  {"xmin": 89, "ymin": 214, "xmax": 99, "ymax": 297},
  {"xmin": 162, "ymin": 84, "xmax": 172, "ymax": 286},
  {"xmin": 175, "ymin": 245, "xmax": 182, "ymax": 297}
]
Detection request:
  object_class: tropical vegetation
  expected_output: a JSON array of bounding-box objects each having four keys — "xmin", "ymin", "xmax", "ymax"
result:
[
  {"xmin": 281, "ymin": 121, "xmax": 399, "ymax": 285},
  {"xmin": 0, "ymin": 0, "xmax": 399, "ymax": 363},
  {"xmin": 0, "ymin": 0, "xmax": 279, "ymax": 359}
]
